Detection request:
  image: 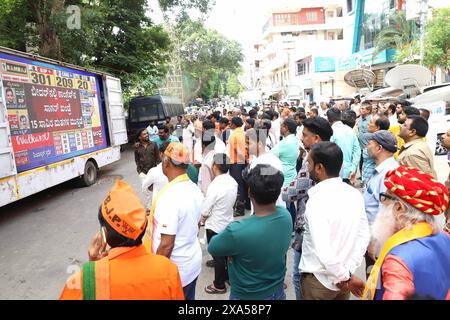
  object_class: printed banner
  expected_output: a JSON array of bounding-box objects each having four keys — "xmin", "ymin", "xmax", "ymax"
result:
[{"xmin": 0, "ymin": 52, "xmax": 107, "ymax": 172}]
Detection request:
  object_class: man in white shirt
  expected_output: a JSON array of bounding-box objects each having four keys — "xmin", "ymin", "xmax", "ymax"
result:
[
  {"xmin": 200, "ymin": 153, "xmax": 238, "ymax": 294},
  {"xmin": 182, "ymin": 118, "xmax": 195, "ymax": 154},
  {"xmin": 385, "ymin": 103, "xmax": 398, "ymax": 127},
  {"xmin": 294, "ymin": 112, "xmax": 306, "ymax": 142},
  {"xmin": 146, "ymin": 120, "xmax": 158, "ymax": 141},
  {"xmin": 198, "ymin": 120, "xmax": 227, "ymax": 195},
  {"xmin": 327, "ymin": 108, "xmax": 361, "ymax": 185},
  {"xmin": 249, "ymin": 128, "xmax": 284, "ymax": 208},
  {"xmin": 152, "ymin": 142, "xmax": 204, "ymax": 300},
  {"xmin": 271, "ymin": 111, "xmax": 281, "ymax": 143},
  {"xmin": 142, "ymin": 142, "xmax": 169, "ymax": 206},
  {"xmin": 318, "ymin": 102, "xmax": 329, "ymax": 119},
  {"xmin": 300, "ymin": 141, "xmax": 370, "ymax": 300}
]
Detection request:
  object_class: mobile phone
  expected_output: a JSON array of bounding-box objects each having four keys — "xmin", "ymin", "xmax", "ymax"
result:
[{"xmin": 100, "ymin": 227, "xmax": 107, "ymax": 254}]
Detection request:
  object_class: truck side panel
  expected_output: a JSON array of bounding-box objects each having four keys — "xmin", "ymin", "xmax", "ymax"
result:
[
  {"xmin": 0, "ymin": 47, "xmax": 127, "ymax": 208},
  {"xmin": 0, "ymin": 146, "xmax": 120, "ymax": 207},
  {"xmin": 0, "ymin": 51, "xmax": 109, "ymax": 173}
]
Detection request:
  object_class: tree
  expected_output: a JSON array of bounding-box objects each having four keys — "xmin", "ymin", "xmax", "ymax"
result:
[
  {"xmin": 423, "ymin": 7, "xmax": 450, "ymax": 69},
  {"xmin": 0, "ymin": 0, "xmax": 214, "ymax": 96},
  {"xmin": 373, "ymin": 11, "xmax": 416, "ymax": 57},
  {"xmin": 373, "ymin": 8, "xmax": 449, "ymax": 70},
  {"xmin": 159, "ymin": 0, "xmax": 213, "ymax": 16},
  {"xmin": 176, "ymin": 19, "xmax": 243, "ymax": 101}
]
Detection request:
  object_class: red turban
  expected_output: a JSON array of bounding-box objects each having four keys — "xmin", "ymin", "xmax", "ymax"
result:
[{"xmin": 384, "ymin": 165, "xmax": 449, "ymax": 215}]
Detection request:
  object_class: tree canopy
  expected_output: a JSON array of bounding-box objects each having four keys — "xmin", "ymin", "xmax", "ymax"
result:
[
  {"xmin": 423, "ymin": 7, "xmax": 450, "ymax": 69},
  {"xmin": 176, "ymin": 19, "xmax": 243, "ymax": 101},
  {"xmin": 373, "ymin": 11, "xmax": 416, "ymax": 57},
  {"xmin": 374, "ymin": 8, "xmax": 449, "ymax": 70},
  {"xmin": 0, "ymin": 0, "xmax": 214, "ymax": 96}
]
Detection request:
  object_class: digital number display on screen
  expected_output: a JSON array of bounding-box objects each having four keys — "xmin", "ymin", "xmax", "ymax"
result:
[{"xmin": 0, "ymin": 52, "xmax": 107, "ymax": 172}]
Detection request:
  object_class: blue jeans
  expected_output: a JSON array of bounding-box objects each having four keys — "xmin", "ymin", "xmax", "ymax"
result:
[
  {"xmin": 183, "ymin": 277, "xmax": 198, "ymax": 300},
  {"xmin": 229, "ymin": 286, "xmax": 286, "ymax": 300},
  {"xmin": 292, "ymin": 249, "xmax": 302, "ymax": 300},
  {"xmin": 286, "ymin": 202, "xmax": 296, "ymax": 231}
]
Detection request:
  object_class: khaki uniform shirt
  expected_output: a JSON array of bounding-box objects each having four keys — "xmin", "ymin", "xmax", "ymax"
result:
[{"xmin": 398, "ymin": 138, "xmax": 437, "ymax": 179}]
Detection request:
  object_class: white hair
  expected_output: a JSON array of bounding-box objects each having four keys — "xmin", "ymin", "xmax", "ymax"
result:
[
  {"xmin": 371, "ymin": 203, "xmax": 398, "ymax": 245},
  {"xmin": 371, "ymin": 199, "xmax": 445, "ymax": 246},
  {"xmin": 399, "ymin": 200, "xmax": 444, "ymax": 233}
]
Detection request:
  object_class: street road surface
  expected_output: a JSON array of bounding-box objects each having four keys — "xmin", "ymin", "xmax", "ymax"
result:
[{"xmin": 0, "ymin": 144, "xmax": 447, "ymax": 300}]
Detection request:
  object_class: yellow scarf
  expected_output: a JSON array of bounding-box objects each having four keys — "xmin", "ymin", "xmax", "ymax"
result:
[
  {"xmin": 363, "ymin": 222, "xmax": 433, "ymax": 300},
  {"xmin": 143, "ymin": 173, "xmax": 190, "ymax": 253}
]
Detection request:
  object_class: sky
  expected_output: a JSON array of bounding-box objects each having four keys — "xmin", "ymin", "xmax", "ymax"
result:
[
  {"xmin": 148, "ymin": 0, "xmax": 450, "ymax": 61},
  {"xmin": 204, "ymin": 0, "xmax": 275, "ymax": 57},
  {"xmin": 147, "ymin": 0, "xmax": 303, "ymax": 61}
]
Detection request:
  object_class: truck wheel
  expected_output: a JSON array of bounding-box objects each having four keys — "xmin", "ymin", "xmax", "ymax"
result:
[{"xmin": 81, "ymin": 160, "xmax": 97, "ymax": 186}]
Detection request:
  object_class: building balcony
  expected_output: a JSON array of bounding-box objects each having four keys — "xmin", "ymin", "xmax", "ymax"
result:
[{"xmin": 262, "ymin": 16, "xmax": 346, "ymax": 39}]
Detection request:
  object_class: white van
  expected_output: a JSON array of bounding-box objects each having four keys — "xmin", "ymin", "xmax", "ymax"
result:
[{"xmin": 411, "ymin": 83, "xmax": 450, "ymax": 184}]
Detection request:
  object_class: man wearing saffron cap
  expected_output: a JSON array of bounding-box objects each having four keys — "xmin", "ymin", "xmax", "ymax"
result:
[
  {"xmin": 59, "ymin": 180, "xmax": 184, "ymax": 300},
  {"xmin": 364, "ymin": 166, "xmax": 450, "ymax": 300},
  {"xmin": 146, "ymin": 142, "xmax": 204, "ymax": 300}
]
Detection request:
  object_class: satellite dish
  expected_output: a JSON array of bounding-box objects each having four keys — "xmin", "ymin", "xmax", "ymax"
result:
[
  {"xmin": 385, "ymin": 64, "xmax": 431, "ymax": 98},
  {"xmin": 344, "ymin": 69, "xmax": 376, "ymax": 90}
]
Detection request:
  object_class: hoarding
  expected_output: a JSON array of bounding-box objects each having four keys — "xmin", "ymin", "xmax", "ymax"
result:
[
  {"xmin": 338, "ymin": 48, "xmax": 396, "ymax": 71},
  {"xmin": 0, "ymin": 52, "xmax": 107, "ymax": 173},
  {"xmin": 314, "ymin": 57, "xmax": 336, "ymax": 72}
]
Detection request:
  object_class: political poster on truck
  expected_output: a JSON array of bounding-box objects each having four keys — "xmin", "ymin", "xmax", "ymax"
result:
[{"xmin": 0, "ymin": 52, "xmax": 107, "ymax": 172}]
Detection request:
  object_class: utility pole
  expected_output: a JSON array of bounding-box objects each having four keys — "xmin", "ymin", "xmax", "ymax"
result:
[{"xmin": 418, "ymin": 0, "xmax": 429, "ymax": 66}]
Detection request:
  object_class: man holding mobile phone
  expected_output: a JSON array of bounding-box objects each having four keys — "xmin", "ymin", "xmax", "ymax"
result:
[{"xmin": 59, "ymin": 180, "xmax": 185, "ymax": 300}]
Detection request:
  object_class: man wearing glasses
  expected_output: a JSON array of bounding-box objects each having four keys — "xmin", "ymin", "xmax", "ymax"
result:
[
  {"xmin": 363, "ymin": 166, "xmax": 449, "ymax": 300},
  {"xmin": 398, "ymin": 115, "xmax": 437, "ymax": 179},
  {"xmin": 363, "ymin": 130, "xmax": 399, "ymax": 276},
  {"xmin": 363, "ymin": 130, "xmax": 399, "ymax": 226}
]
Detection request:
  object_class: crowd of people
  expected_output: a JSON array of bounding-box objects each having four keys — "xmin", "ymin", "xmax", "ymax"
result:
[{"xmin": 60, "ymin": 98, "xmax": 450, "ymax": 300}]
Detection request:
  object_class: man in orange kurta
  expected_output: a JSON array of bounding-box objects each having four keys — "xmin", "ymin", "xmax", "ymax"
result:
[
  {"xmin": 227, "ymin": 117, "xmax": 249, "ymax": 216},
  {"xmin": 59, "ymin": 180, "xmax": 184, "ymax": 300}
]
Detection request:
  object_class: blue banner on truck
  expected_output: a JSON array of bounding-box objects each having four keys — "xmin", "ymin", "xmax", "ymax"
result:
[{"xmin": 0, "ymin": 52, "xmax": 108, "ymax": 172}]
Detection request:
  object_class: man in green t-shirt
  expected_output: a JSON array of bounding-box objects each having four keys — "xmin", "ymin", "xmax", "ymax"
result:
[
  {"xmin": 208, "ymin": 164, "xmax": 292, "ymax": 300},
  {"xmin": 152, "ymin": 124, "xmax": 180, "ymax": 149}
]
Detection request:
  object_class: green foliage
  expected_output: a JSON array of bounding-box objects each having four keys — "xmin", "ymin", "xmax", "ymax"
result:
[
  {"xmin": 0, "ymin": 0, "xmax": 32, "ymax": 51},
  {"xmin": 423, "ymin": 7, "xmax": 450, "ymax": 69},
  {"xmin": 226, "ymin": 73, "xmax": 243, "ymax": 98},
  {"xmin": 0, "ymin": 0, "xmax": 214, "ymax": 96},
  {"xmin": 176, "ymin": 19, "xmax": 243, "ymax": 101},
  {"xmin": 159, "ymin": 0, "xmax": 213, "ymax": 14},
  {"xmin": 373, "ymin": 8, "xmax": 449, "ymax": 70},
  {"xmin": 374, "ymin": 11, "xmax": 416, "ymax": 56},
  {"xmin": 395, "ymin": 40, "xmax": 420, "ymax": 64}
]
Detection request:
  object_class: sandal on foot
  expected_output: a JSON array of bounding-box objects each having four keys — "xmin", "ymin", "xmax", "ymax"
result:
[{"xmin": 205, "ymin": 284, "xmax": 227, "ymax": 294}]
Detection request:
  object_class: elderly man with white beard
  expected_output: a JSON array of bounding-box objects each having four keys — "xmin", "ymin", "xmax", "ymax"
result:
[{"xmin": 364, "ymin": 166, "xmax": 450, "ymax": 300}]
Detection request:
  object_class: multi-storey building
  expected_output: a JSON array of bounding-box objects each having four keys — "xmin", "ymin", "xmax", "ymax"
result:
[
  {"xmin": 250, "ymin": 0, "xmax": 357, "ymax": 103},
  {"xmin": 346, "ymin": 0, "xmax": 449, "ymax": 86},
  {"xmin": 246, "ymin": 0, "xmax": 447, "ymax": 104}
]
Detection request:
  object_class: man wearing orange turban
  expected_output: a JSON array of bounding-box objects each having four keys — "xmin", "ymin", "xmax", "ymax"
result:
[
  {"xmin": 59, "ymin": 180, "xmax": 184, "ymax": 300},
  {"xmin": 363, "ymin": 166, "xmax": 450, "ymax": 300}
]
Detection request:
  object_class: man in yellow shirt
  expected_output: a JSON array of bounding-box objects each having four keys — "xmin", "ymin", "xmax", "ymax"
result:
[{"xmin": 390, "ymin": 105, "xmax": 420, "ymax": 159}]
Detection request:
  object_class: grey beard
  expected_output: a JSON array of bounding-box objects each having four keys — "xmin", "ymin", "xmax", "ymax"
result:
[{"xmin": 371, "ymin": 203, "xmax": 398, "ymax": 247}]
